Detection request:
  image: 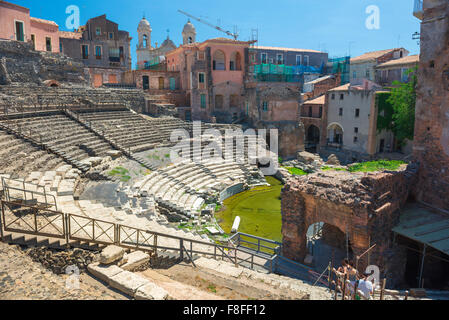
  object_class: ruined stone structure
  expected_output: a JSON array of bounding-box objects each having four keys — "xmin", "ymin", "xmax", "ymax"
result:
[
  {"xmin": 413, "ymin": 0, "xmax": 449, "ymax": 212},
  {"xmin": 0, "ymin": 39, "xmax": 88, "ymax": 86},
  {"xmin": 281, "ymin": 164, "xmax": 418, "ymax": 287}
]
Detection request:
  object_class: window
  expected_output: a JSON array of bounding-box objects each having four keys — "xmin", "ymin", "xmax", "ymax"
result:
[
  {"xmin": 31, "ymin": 34, "xmax": 35, "ymax": 50},
  {"xmin": 353, "ymin": 136, "xmax": 358, "ymax": 143},
  {"xmin": 213, "ymin": 50, "xmax": 226, "ymax": 70},
  {"xmin": 319, "ymin": 106, "xmax": 323, "ymax": 118},
  {"xmin": 142, "ymin": 76, "xmax": 149, "ymax": 90},
  {"xmin": 355, "ymin": 108, "xmax": 360, "ymax": 118},
  {"xmin": 401, "ymin": 68, "xmax": 409, "ymax": 82},
  {"xmin": 262, "ymin": 101, "xmax": 269, "ymax": 112},
  {"xmin": 353, "ymin": 71, "xmax": 357, "ymax": 79},
  {"xmin": 45, "ymin": 37, "xmax": 52, "ymax": 52},
  {"xmin": 354, "ymin": 127, "xmax": 359, "ymax": 133},
  {"xmin": 340, "ymin": 94, "xmax": 344, "ymax": 100},
  {"xmin": 109, "ymin": 32, "xmax": 114, "ymax": 40},
  {"xmin": 15, "ymin": 21, "xmax": 24, "ymax": 42},
  {"xmin": 308, "ymin": 106, "xmax": 313, "ymax": 117},
  {"xmin": 119, "ymin": 47, "xmax": 124, "ymax": 59},
  {"xmin": 366, "ymin": 69, "xmax": 370, "ymax": 79},
  {"xmin": 59, "ymin": 42, "xmax": 63, "ymax": 53},
  {"xmin": 230, "ymin": 52, "xmax": 242, "ymax": 71},
  {"xmin": 198, "ymin": 51, "xmax": 205, "ymax": 60},
  {"xmin": 198, "ymin": 72, "xmax": 205, "ymax": 89},
  {"xmin": 95, "ymin": 46, "xmax": 102, "ymax": 59},
  {"xmin": 276, "ymin": 54, "xmax": 283, "ymax": 65},
  {"xmin": 339, "ymin": 108, "xmax": 343, "ymax": 116},
  {"xmin": 303, "ymin": 55, "xmax": 309, "ymax": 66},
  {"xmin": 296, "ymin": 55, "xmax": 302, "ymax": 66},
  {"xmin": 200, "ymin": 94, "xmax": 207, "ymax": 109},
  {"xmin": 96, "ymin": 28, "xmax": 101, "ymax": 36},
  {"xmin": 261, "ymin": 53, "xmax": 267, "ymax": 64},
  {"xmin": 331, "ymin": 93, "xmax": 335, "ymax": 100},
  {"xmin": 81, "ymin": 45, "xmax": 89, "ymax": 59},
  {"xmin": 109, "ymin": 48, "xmax": 120, "ymax": 62}
]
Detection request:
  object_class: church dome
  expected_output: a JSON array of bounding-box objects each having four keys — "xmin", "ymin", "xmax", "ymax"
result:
[
  {"xmin": 138, "ymin": 17, "xmax": 151, "ymax": 31},
  {"xmin": 162, "ymin": 37, "xmax": 176, "ymax": 48},
  {"xmin": 182, "ymin": 20, "xmax": 196, "ymax": 34}
]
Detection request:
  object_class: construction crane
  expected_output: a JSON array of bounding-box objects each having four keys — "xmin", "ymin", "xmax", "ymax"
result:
[{"xmin": 178, "ymin": 9, "xmax": 239, "ymax": 40}]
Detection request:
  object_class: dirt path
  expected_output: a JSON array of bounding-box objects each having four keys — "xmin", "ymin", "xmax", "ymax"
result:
[{"xmin": 0, "ymin": 242, "xmax": 129, "ymax": 300}]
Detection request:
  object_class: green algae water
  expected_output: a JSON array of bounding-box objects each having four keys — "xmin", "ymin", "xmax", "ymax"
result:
[{"xmin": 216, "ymin": 176, "xmax": 283, "ymax": 242}]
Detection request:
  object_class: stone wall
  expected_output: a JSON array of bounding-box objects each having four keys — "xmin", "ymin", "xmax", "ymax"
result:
[
  {"xmin": 281, "ymin": 164, "xmax": 418, "ymax": 287},
  {"xmin": 0, "ymin": 39, "xmax": 89, "ymax": 85},
  {"xmin": 413, "ymin": 0, "xmax": 449, "ymax": 212}
]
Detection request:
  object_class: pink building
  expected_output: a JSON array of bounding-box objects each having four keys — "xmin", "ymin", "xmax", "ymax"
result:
[
  {"xmin": 0, "ymin": 0, "xmax": 60, "ymax": 53},
  {"xmin": 166, "ymin": 38, "xmax": 252, "ymax": 122}
]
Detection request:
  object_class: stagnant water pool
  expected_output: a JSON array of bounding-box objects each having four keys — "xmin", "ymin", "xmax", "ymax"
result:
[{"xmin": 216, "ymin": 176, "xmax": 283, "ymax": 242}]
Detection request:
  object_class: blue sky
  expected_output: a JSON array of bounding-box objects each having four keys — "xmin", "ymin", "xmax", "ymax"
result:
[{"xmin": 15, "ymin": 0, "xmax": 420, "ymax": 67}]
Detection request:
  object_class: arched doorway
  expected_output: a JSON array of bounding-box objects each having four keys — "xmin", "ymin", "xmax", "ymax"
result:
[
  {"xmin": 327, "ymin": 123, "xmax": 344, "ymax": 146},
  {"xmin": 306, "ymin": 222, "xmax": 352, "ymax": 271},
  {"xmin": 306, "ymin": 125, "xmax": 320, "ymax": 152}
]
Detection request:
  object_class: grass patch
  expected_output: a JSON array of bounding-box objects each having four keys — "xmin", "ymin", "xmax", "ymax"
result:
[
  {"xmin": 348, "ymin": 160, "xmax": 406, "ymax": 173},
  {"xmin": 207, "ymin": 284, "xmax": 217, "ymax": 293},
  {"xmin": 321, "ymin": 160, "xmax": 406, "ymax": 173},
  {"xmin": 108, "ymin": 167, "xmax": 132, "ymax": 182},
  {"xmin": 321, "ymin": 166, "xmax": 347, "ymax": 172},
  {"xmin": 284, "ymin": 167, "xmax": 307, "ymax": 176}
]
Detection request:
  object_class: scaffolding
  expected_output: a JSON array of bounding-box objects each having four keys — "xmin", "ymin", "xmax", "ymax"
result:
[
  {"xmin": 136, "ymin": 56, "xmax": 162, "ymax": 70},
  {"xmin": 253, "ymin": 63, "xmax": 324, "ymax": 83},
  {"xmin": 327, "ymin": 57, "xmax": 350, "ymax": 84}
]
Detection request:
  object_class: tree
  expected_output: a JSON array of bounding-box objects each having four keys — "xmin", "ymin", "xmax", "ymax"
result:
[{"xmin": 387, "ymin": 67, "xmax": 417, "ymax": 146}]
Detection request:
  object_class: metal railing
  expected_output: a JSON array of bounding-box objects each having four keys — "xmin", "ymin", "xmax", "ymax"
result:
[
  {"xmin": 1, "ymin": 201, "xmax": 65, "ymax": 239},
  {"xmin": 1, "ymin": 199, "xmax": 276, "ymax": 272},
  {"xmin": 1, "ymin": 177, "xmax": 58, "ymax": 211},
  {"xmin": 229, "ymin": 232, "xmax": 282, "ymax": 256}
]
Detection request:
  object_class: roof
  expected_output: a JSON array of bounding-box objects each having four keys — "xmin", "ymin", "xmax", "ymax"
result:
[
  {"xmin": 305, "ymin": 75, "xmax": 334, "ymax": 85},
  {"xmin": 376, "ymin": 54, "xmax": 419, "ymax": 69},
  {"xmin": 255, "ymin": 46, "xmax": 323, "ymax": 53},
  {"xmin": 328, "ymin": 83, "xmax": 351, "ymax": 92},
  {"xmin": 30, "ymin": 17, "xmax": 58, "ymax": 27},
  {"xmin": 59, "ymin": 31, "xmax": 82, "ymax": 40},
  {"xmin": 392, "ymin": 203, "xmax": 449, "ymax": 256},
  {"xmin": 351, "ymin": 48, "xmax": 403, "ymax": 64},
  {"xmin": 304, "ymin": 95, "xmax": 325, "ymax": 105}
]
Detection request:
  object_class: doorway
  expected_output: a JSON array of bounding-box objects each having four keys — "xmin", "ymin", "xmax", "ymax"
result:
[
  {"xmin": 15, "ymin": 21, "xmax": 24, "ymax": 42},
  {"xmin": 142, "ymin": 76, "xmax": 149, "ymax": 90}
]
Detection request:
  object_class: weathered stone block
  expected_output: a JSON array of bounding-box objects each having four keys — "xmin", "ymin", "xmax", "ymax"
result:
[{"xmin": 100, "ymin": 245, "xmax": 125, "ymax": 265}]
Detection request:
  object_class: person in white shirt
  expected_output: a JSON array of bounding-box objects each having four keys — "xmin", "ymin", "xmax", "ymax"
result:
[{"xmin": 357, "ymin": 272, "xmax": 374, "ymax": 299}]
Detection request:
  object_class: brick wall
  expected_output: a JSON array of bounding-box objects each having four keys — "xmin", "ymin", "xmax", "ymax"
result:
[{"xmin": 413, "ymin": 0, "xmax": 449, "ymax": 212}]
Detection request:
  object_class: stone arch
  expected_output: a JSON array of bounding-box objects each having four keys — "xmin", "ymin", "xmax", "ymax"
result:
[
  {"xmin": 230, "ymin": 51, "xmax": 242, "ymax": 71},
  {"xmin": 327, "ymin": 122, "xmax": 344, "ymax": 144},
  {"xmin": 143, "ymin": 34, "xmax": 149, "ymax": 48},
  {"xmin": 306, "ymin": 124, "xmax": 320, "ymax": 145},
  {"xmin": 43, "ymin": 80, "xmax": 60, "ymax": 88},
  {"xmin": 213, "ymin": 50, "xmax": 226, "ymax": 71}
]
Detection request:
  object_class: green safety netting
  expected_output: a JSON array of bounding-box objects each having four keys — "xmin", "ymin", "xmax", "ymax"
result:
[{"xmin": 253, "ymin": 63, "xmax": 324, "ymax": 82}]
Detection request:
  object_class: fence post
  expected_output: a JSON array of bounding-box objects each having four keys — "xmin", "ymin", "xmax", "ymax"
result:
[
  {"xmin": 153, "ymin": 234, "xmax": 158, "ymax": 257},
  {"xmin": 0, "ymin": 202, "xmax": 4, "ymax": 240},
  {"xmin": 180, "ymin": 239, "xmax": 184, "ymax": 261},
  {"xmin": 65, "ymin": 214, "xmax": 69, "ymax": 245}
]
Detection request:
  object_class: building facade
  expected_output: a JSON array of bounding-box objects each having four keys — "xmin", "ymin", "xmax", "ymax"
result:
[
  {"xmin": 350, "ymin": 48, "xmax": 410, "ymax": 84},
  {"xmin": 166, "ymin": 38, "xmax": 251, "ymax": 123},
  {"xmin": 136, "ymin": 17, "xmax": 177, "ymax": 69},
  {"xmin": 59, "ymin": 14, "xmax": 132, "ymax": 87},
  {"xmin": 323, "ymin": 82, "xmax": 398, "ymax": 162},
  {"xmin": 0, "ymin": 0, "xmax": 60, "ymax": 53},
  {"xmin": 375, "ymin": 54, "xmax": 419, "ymax": 86}
]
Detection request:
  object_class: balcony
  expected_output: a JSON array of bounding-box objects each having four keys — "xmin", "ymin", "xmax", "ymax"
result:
[{"xmin": 413, "ymin": 0, "xmax": 423, "ymax": 20}]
